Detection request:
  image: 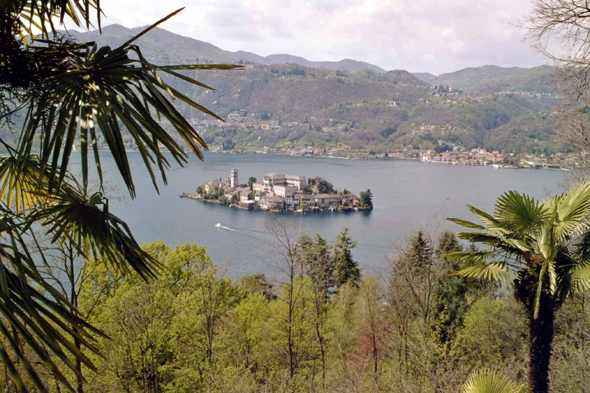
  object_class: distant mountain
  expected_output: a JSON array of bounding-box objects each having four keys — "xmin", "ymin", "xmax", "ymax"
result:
[
  {"xmin": 181, "ymin": 66, "xmax": 429, "ymax": 121},
  {"xmin": 264, "ymin": 54, "xmax": 385, "ymax": 73},
  {"xmin": 413, "ymin": 65, "xmax": 557, "ymax": 94},
  {"xmin": 64, "ymin": 24, "xmax": 239, "ymax": 64},
  {"xmin": 65, "ymin": 24, "xmax": 385, "ymax": 74},
  {"xmin": 411, "ymin": 72, "xmax": 437, "ymax": 84},
  {"xmin": 53, "ymin": 24, "xmax": 563, "ymax": 155}
]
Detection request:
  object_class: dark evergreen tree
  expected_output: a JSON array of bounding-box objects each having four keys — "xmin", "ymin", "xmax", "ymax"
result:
[
  {"xmin": 431, "ymin": 231, "xmax": 473, "ymax": 343},
  {"xmin": 298, "ymin": 234, "xmax": 335, "ymax": 298},
  {"xmin": 333, "ymin": 228, "xmax": 360, "ymax": 287},
  {"xmin": 359, "ymin": 189, "xmax": 373, "ymax": 210},
  {"xmin": 248, "ymin": 176, "xmax": 257, "ymax": 190}
]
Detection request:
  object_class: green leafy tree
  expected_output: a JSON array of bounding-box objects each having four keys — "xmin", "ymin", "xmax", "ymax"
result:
[
  {"xmin": 306, "ymin": 177, "xmax": 335, "ymax": 194},
  {"xmin": 297, "ymin": 234, "xmax": 334, "ymax": 381},
  {"xmin": 222, "ymin": 138, "xmax": 236, "ymax": 151},
  {"xmin": 240, "ymin": 274, "xmax": 276, "ymax": 301},
  {"xmin": 0, "ymin": 1, "xmax": 240, "ymax": 391},
  {"xmin": 333, "ymin": 228, "xmax": 360, "ymax": 288},
  {"xmin": 229, "ymin": 292, "xmax": 270, "ymax": 375},
  {"xmin": 359, "ymin": 189, "xmax": 374, "ymax": 210},
  {"xmin": 448, "ymin": 182, "xmax": 590, "ymax": 393},
  {"xmin": 81, "ymin": 241, "xmax": 243, "ymax": 392}
]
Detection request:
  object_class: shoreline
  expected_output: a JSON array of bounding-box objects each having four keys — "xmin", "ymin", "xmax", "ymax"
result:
[{"xmin": 201, "ymin": 150, "xmax": 572, "ymax": 171}]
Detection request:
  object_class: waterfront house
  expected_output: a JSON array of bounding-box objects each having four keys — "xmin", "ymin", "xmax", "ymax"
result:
[
  {"xmin": 267, "ymin": 196, "xmax": 286, "ymax": 210},
  {"xmin": 313, "ymin": 194, "xmax": 342, "ymax": 207},
  {"xmin": 205, "ymin": 178, "xmax": 223, "ymax": 194}
]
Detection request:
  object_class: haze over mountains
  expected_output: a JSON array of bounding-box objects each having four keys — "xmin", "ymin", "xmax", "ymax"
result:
[
  {"xmin": 67, "ymin": 24, "xmax": 554, "ymax": 87},
  {"xmin": 68, "ymin": 24, "xmax": 387, "ymax": 73},
  {"xmin": 58, "ymin": 24, "xmax": 562, "ymax": 156}
]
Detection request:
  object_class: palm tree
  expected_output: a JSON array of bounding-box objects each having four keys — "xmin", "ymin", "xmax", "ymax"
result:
[
  {"xmin": 462, "ymin": 369, "xmax": 528, "ymax": 393},
  {"xmin": 448, "ymin": 182, "xmax": 590, "ymax": 393},
  {"xmin": 1, "ymin": 1, "xmax": 240, "ymax": 391}
]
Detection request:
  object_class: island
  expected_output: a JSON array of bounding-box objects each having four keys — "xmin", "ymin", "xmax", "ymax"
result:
[{"xmin": 182, "ymin": 169, "xmax": 373, "ymax": 212}]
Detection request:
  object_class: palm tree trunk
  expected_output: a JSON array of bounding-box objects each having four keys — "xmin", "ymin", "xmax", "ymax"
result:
[{"xmin": 528, "ymin": 298, "xmax": 555, "ymax": 393}]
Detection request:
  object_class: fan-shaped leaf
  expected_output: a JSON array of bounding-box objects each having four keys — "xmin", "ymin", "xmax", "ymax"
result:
[
  {"xmin": 495, "ymin": 190, "xmax": 548, "ymax": 236},
  {"xmin": 568, "ymin": 257, "xmax": 590, "ymax": 292},
  {"xmin": 552, "ymin": 181, "xmax": 590, "ymax": 240},
  {"xmin": 462, "ymin": 369, "xmax": 528, "ymax": 393}
]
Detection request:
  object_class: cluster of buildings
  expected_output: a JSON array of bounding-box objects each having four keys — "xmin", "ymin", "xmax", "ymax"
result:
[
  {"xmin": 420, "ymin": 148, "xmax": 507, "ymax": 165},
  {"xmin": 418, "ymin": 148, "xmax": 578, "ymax": 169},
  {"xmin": 199, "ymin": 169, "xmax": 357, "ymax": 211}
]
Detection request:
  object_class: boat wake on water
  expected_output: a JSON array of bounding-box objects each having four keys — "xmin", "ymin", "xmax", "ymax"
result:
[
  {"xmin": 214, "ymin": 224, "xmax": 269, "ymax": 241},
  {"xmin": 215, "ymin": 223, "xmax": 236, "ymax": 231}
]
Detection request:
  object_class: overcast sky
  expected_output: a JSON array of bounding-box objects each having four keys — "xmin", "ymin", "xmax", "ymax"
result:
[{"xmin": 91, "ymin": 0, "xmax": 548, "ymax": 75}]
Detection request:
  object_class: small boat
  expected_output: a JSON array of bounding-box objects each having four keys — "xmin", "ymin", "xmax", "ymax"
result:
[{"xmin": 215, "ymin": 223, "xmax": 222, "ymax": 228}]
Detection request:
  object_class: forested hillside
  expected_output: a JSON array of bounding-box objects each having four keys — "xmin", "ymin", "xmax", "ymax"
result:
[
  {"xmin": 413, "ymin": 65, "xmax": 557, "ymax": 94},
  {"xmin": 40, "ymin": 25, "xmax": 564, "ymax": 156},
  {"xmin": 17, "ymin": 231, "xmax": 588, "ymax": 393}
]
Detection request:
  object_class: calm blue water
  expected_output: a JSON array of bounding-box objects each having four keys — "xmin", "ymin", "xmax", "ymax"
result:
[{"xmin": 91, "ymin": 152, "xmax": 567, "ymax": 278}]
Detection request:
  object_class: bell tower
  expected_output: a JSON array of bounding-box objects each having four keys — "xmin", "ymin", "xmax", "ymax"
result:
[{"xmin": 230, "ymin": 168, "xmax": 238, "ymax": 190}]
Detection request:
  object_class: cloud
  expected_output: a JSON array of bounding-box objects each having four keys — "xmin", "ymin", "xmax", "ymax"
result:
[{"xmin": 93, "ymin": 0, "xmax": 548, "ymax": 74}]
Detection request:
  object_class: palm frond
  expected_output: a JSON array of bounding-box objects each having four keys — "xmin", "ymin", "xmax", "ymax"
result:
[
  {"xmin": 447, "ymin": 218, "xmax": 486, "ymax": 230},
  {"xmin": 536, "ymin": 222, "xmax": 557, "ymax": 262},
  {"xmin": 451, "ymin": 261, "xmax": 514, "ymax": 283},
  {"xmin": 0, "ymin": 154, "xmax": 51, "ymax": 211},
  {"xmin": 462, "ymin": 369, "xmax": 528, "ymax": 393},
  {"xmin": 467, "ymin": 204, "xmax": 502, "ymax": 228},
  {"xmin": 446, "ymin": 250, "xmax": 496, "ymax": 263},
  {"xmin": 566, "ymin": 256, "xmax": 590, "ymax": 292},
  {"xmin": 550, "ymin": 181, "xmax": 590, "ymax": 240},
  {"xmin": 495, "ymin": 190, "xmax": 548, "ymax": 236},
  {"xmin": 18, "ymin": 9, "xmax": 243, "ymax": 197},
  {"xmin": 12, "ymin": 0, "xmax": 101, "ymax": 41},
  {"xmin": 457, "ymin": 232, "xmax": 505, "ymax": 246},
  {"xmin": 32, "ymin": 183, "xmax": 160, "ymax": 280},
  {"xmin": 502, "ymin": 238, "xmax": 531, "ymax": 253},
  {"xmin": 455, "ymin": 232, "xmax": 529, "ymax": 256},
  {"xmin": 0, "ymin": 214, "xmax": 106, "ymax": 392}
]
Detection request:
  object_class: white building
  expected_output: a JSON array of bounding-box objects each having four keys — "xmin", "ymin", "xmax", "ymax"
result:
[
  {"xmin": 252, "ymin": 182, "xmax": 266, "ymax": 193},
  {"xmin": 273, "ymin": 185, "xmax": 298, "ymax": 198},
  {"xmin": 263, "ymin": 173, "xmax": 306, "ymax": 191}
]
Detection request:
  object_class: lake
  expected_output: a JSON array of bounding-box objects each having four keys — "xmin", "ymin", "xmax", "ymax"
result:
[{"xmin": 96, "ymin": 152, "xmax": 567, "ymax": 278}]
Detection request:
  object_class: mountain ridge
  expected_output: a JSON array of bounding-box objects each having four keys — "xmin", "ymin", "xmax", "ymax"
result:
[
  {"xmin": 53, "ymin": 24, "xmax": 562, "ymax": 157},
  {"xmin": 65, "ymin": 24, "xmax": 386, "ymax": 74},
  {"xmin": 65, "ymin": 23, "xmax": 551, "ymax": 83}
]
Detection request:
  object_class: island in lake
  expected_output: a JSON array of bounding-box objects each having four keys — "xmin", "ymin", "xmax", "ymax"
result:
[{"xmin": 182, "ymin": 169, "xmax": 373, "ymax": 212}]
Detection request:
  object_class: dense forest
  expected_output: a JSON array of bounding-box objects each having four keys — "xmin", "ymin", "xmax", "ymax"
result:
[{"xmin": 5, "ymin": 226, "xmax": 588, "ymax": 393}]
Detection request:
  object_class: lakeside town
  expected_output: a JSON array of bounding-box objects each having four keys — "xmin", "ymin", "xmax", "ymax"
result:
[
  {"xmin": 204, "ymin": 145, "xmax": 575, "ymax": 170},
  {"xmin": 182, "ymin": 109, "xmax": 577, "ymax": 170},
  {"xmin": 182, "ymin": 169, "xmax": 373, "ymax": 212}
]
